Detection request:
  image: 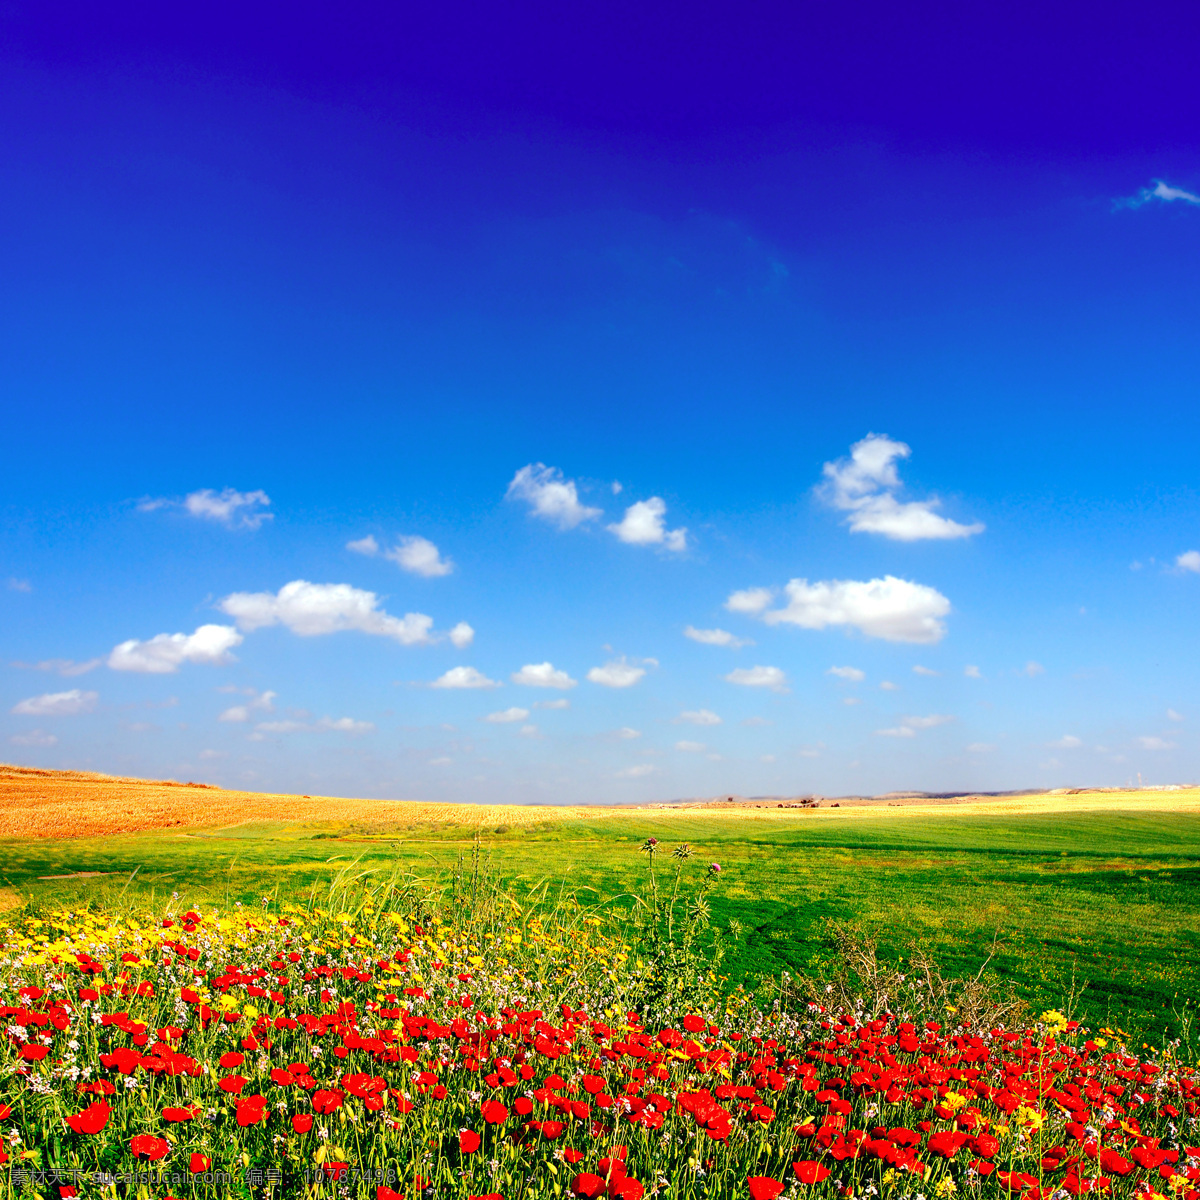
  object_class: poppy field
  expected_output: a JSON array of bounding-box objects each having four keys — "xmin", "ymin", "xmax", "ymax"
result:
[{"xmin": 3, "ymin": 835, "xmax": 1200, "ymax": 1200}]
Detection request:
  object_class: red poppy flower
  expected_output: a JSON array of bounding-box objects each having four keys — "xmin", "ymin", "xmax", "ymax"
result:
[
  {"xmin": 292, "ymin": 1114, "xmax": 313, "ymax": 1133},
  {"xmin": 481, "ymin": 1099, "xmax": 508, "ymax": 1124},
  {"xmin": 468, "ymin": 1194, "xmax": 503, "ymax": 1200},
  {"xmin": 219, "ymin": 1051, "xmax": 245, "ymax": 1068},
  {"xmin": 322, "ymin": 1163, "xmax": 350, "ymax": 1181},
  {"xmin": 19, "ymin": 1044, "xmax": 49, "ymax": 1062},
  {"xmin": 190, "ymin": 1153, "xmax": 212, "ymax": 1173},
  {"xmin": 377, "ymin": 1189, "xmax": 405, "ymax": 1200},
  {"xmin": 66, "ymin": 1101, "xmax": 111, "ymax": 1135},
  {"xmin": 459, "ymin": 1129, "xmax": 481, "ymax": 1153},
  {"xmin": 218, "ymin": 1074, "xmax": 247, "ymax": 1094},
  {"xmin": 793, "ymin": 1162, "xmax": 831, "ymax": 1185},
  {"xmin": 130, "ymin": 1134, "xmax": 170, "ymax": 1161},
  {"xmin": 572, "ymin": 1173, "xmax": 607, "ymax": 1198},
  {"xmin": 747, "ymin": 1178, "xmax": 784, "ymax": 1200},
  {"xmin": 237, "ymin": 1095, "xmax": 269, "ymax": 1126},
  {"xmin": 312, "ymin": 1089, "xmax": 345, "ymax": 1114}
]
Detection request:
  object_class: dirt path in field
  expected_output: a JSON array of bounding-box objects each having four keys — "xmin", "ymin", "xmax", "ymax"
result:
[{"xmin": 2, "ymin": 762, "xmax": 1199, "ymax": 839}]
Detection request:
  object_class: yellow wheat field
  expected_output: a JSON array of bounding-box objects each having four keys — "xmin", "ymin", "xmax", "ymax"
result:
[{"xmin": 3, "ymin": 763, "xmax": 1199, "ymax": 840}]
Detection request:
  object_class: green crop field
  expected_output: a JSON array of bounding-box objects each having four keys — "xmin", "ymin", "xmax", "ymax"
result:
[{"xmin": 5, "ymin": 806, "xmax": 1199, "ymax": 1043}]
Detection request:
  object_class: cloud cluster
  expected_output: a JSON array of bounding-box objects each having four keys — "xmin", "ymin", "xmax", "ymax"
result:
[
  {"xmin": 1118, "ymin": 180, "xmax": 1200, "ymax": 209},
  {"xmin": 109, "ymin": 625, "xmax": 243, "ymax": 674},
  {"xmin": 683, "ymin": 626, "xmax": 751, "ymax": 648},
  {"xmin": 819, "ymin": 435, "xmax": 983, "ymax": 541},
  {"xmin": 431, "ymin": 666, "xmax": 500, "ymax": 689},
  {"xmin": 875, "ymin": 713, "xmax": 953, "ymax": 737},
  {"xmin": 349, "ymin": 534, "xmax": 454, "ymax": 578},
  {"xmin": 587, "ymin": 658, "xmax": 654, "ymax": 688},
  {"xmin": 511, "ymin": 662, "xmax": 577, "ymax": 689},
  {"xmin": 608, "ymin": 498, "xmax": 687, "ymax": 552},
  {"xmin": 729, "ymin": 576, "xmax": 951, "ymax": 644},
  {"xmin": 181, "ymin": 488, "xmax": 273, "ymax": 529},
  {"xmin": 218, "ymin": 690, "xmax": 276, "ymax": 723},
  {"xmin": 827, "ymin": 666, "xmax": 865, "ymax": 681},
  {"xmin": 677, "ymin": 709, "xmax": 721, "ymax": 725},
  {"xmin": 507, "ymin": 464, "xmax": 601, "ymax": 530},
  {"xmin": 12, "ymin": 689, "xmax": 98, "ymax": 716},
  {"xmin": 1177, "ymin": 551, "xmax": 1200, "ymax": 573},
  {"xmin": 485, "ymin": 707, "xmax": 530, "ymax": 723},
  {"xmin": 725, "ymin": 665, "xmax": 787, "ymax": 691}
]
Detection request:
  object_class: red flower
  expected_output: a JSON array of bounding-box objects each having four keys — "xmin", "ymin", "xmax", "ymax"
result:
[
  {"xmin": 793, "ymin": 1162, "xmax": 831, "ymax": 1185},
  {"xmin": 162, "ymin": 1107, "xmax": 197, "ymax": 1122},
  {"xmin": 459, "ymin": 1129, "xmax": 481, "ymax": 1153},
  {"xmin": 377, "ymin": 1189, "xmax": 405, "ymax": 1200},
  {"xmin": 468, "ymin": 1194, "xmax": 503, "ymax": 1200},
  {"xmin": 19, "ymin": 1044, "xmax": 49, "ymax": 1061},
  {"xmin": 66, "ymin": 1102, "xmax": 110, "ymax": 1135},
  {"xmin": 219, "ymin": 1051, "xmax": 245, "ymax": 1068},
  {"xmin": 190, "ymin": 1153, "xmax": 212, "ymax": 1173},
  {"xmin": 130, "ymin": 1134, "xmax": 170, "ymax": 1161},
  {"xmin": 218, "ymin": 1074, "xmax": 247, "ymax": 1095},
  {"xmin": 572, "ymin": 1174, "xmax": 607, "ymax": 1198},
  {"xmin": 747, "ymin": 1177, "xmax": 784, "ymax": 1200},
  {"xmin": 322, "ymin": 1163, "xmax": 350, "ymax": 1181},
  {"xmin": 313, "ymin": 1089, "xmax": 345, "ymax": 1114},
  {"xmin": 292, "ymin": 1114, "xmax": 313, "ymax": 1133},
  {"xmin": 237, "ymin": 1095, "xmax": 269, "ymax": 1126},
  {"xmin": 481, "ymin": 1099, "xmax": 508, "ymax": 1124}
]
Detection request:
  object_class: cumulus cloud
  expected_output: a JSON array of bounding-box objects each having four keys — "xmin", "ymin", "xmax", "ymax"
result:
[
  {"xmin": 1138, "ymin": 735, "xmax": 1176, "ymax": 750},
  {"xmin": 10, "ymin": 729, "xmax": 57, "ymax": 748},
  {"xmin": 12, "ymin": 658, "xmax": 102, "ymax": 677},
  {"xmin": 449, "ymin": 622, "xmax": 475, "ymax": 649},
  {"xmin": 587, "ymin": 659, "xmax": 647, "ymax": 688},
  {"xmin": 109, "ymin": 625, "xmax": 243, "ymax": 674},
  {"xmin": 913, "ymin": 665, "xmax": 940, "ymax": 677},
  {"xmin": 519, "ymin": 723, "xmax": 540, "ymax": 737},
  {"xmin": 512, "ymin": 662, "xmax": 577, "ymax": 689},
  {"xmin": 675, "ymin": 740, "xmax": 706, "ymax": 752},
  {"xmin": 347, "ymin": 535, "xmax": 380, "ymax": 556},
  {"xmin": 506, "ymin": 463, "xmax": 601, "ymax": 530},
  {"xmin": 385, "ymin": 536, "xmax": 453, "ymax": 578},
  {"xmin": 819, "ymin": 435, "xmax": 983, "ymax": 541},
  {"xmin": 678, "ymin": 709, "xmax": 721, "ymax": 726},
  {"xmin": 726, "ymin": 588, "xmax": 774, "ymax": 615},
  {"xmin": 725, "ymin": 665, "xmax": 787, "ymax": 691},
  {"xmin": 184, "ymin": 488, "xmax": 273, "ymax": 529},
  {"xmin": 1118, "ymin": 180, "xmax": 1200, "ymax": 209},
  {"xmin": 485, "ymin": 707, "xmax": 530, "ymax": 723},
  {"xmin": 431, "ymin": 667, "xmax": 500, "ymax": 689},
  {"xmin": 616, "ymin": 763, "xmax": 655, "ymax": 778},
  {"xmin": 880, "ymin": 681, "xmax": 899, "ymax": 691},
  {"xmin": 218, "ymin": 690, "xmax": 275, "ymax": 723},
  {"xmin": 827, "ymin": 666, "xmax": 865, "ymax": 681},
  {"xmin": 683, "ymin": 625, "xmax": 752, "ymax": 648},
  {"xmin": 219, "ymin": 580, "xmax": 435, "ymax": 645},
  {"xmin": 608, "ymin": 497, "xmax": 687, "ymax": 552},
  {"xmin": 732, "ymin": 576, "xmax": 951, "ymax": 644},
  {"xmin": 1049, "ymin": 735, "xmax": 1082, "ymax": 749},
  {"xmin": 12, "ymin": 689, "xmax": 98, "ymax": 716},
  {"xmin": 964, "ymin": 665, "xmax": 982, "ymax": 679},
  {"xmin": 1176, "ymin": 551, "xmax": 1200, "ymax": 573},
  {"xmin": 1168, "ymin": 709, "xmax": 1184, "ymax": 722}
]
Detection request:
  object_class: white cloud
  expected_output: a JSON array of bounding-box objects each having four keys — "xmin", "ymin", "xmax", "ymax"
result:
[
  {"xmin": 219, "ymin": 706, "xmax": 250, "ymax": 723},
  {"xmin": 966, "ymin": 742, "xmax": 996, "ymax": 753},
  {"xmin": 431, "ymin": 667, "xmax": 500, "ymax": 690},
  {"xmin": 219, "ymin": 580, "xmax": 434, "ymax": 645},
  {"xmin": 485, "ymin": 707, "xmax": 530, "ymax": 723},
  {"xmin": 737, "ymin": 576, "xmax": 951, "ymax": 644},
  {"xmin": 587, "ymin": 659, "xmax": 646, "ymax": 688},
  {"xmin": 902, "ymin": 714, "xmax": 954, "ymax": 729},
  {"xmin": 108, "ymin": 624, "xmax": 243, "ymax": 674},
  {"xmin": 385, "ymin": 535, "xmax": 454, "ymax": 578},
  {"xmin": 1138, "ymin": 736, "xmax": 1176, "ymax": 750},
  {"xmin": 12, "ymin": 689, "xmax": 98, "ymax": 716},
  {"xmin": 519, "ymin": 724, "xmax": 540, "ymax": 737},
  {"xmin": 13, "ymin": 658, "xmax": 102, "ymax": 677},
  {"xmin": 675, "ymin": 740, "xmax": 706, "ymax": 752},
  {"xmin": 608, "ymin": 497, "xmax": 687, "ymax": 551},
  {"xmin": 10, "ymin": 729, "xmax": 57, "ymax": 747},
  {"xmin": 506, "ymin": 463, "xmax": 601, "ymax": 530},
  {"xmin": 429, "ymin": 756, "xmax": 453, "ymax": 766},
  {"xmin": 1021, "ymin": 661, "xmax": 1045, "ymax": 677},
  {"xmin": 318, "ymin": 717, "xmax": 375, "ymax": 734},
  {"xmin": 725, "ymin": 665, "xmax": 787, "ymax": 691},
  {"xmin": 683, "ymin": 626, "xmax": 752, "ymax": 648},
  {"xmin": 678, "ymin": 709, "xmax": 722, "ymax": 726},
  {"xmin": 616, "ymin": 763, "xmax": 656, "ymax": 779},
  {"xmin": 535, "ymin": 698, "xmax": 570, "ymax": 710},
  {"xmin": 1049, "ymin": 735, "xmax": 1082, "ymax": 749},
  {"xmin": 449, "ymin": 622, "xmax": 475, "ymax": 649},
  {"xmin": 1168, "ymin": 709, "xmax": 1184, "ymax": 722},
  {"xmin": 875, "ymin": 726, "xmax": 915, "ymax": 738},
  {"xmin": 843, "ymin": 697, "xmax": 861, "ymax": 705},
  {"xmin": 1177, "ymin": 551, "xmax": 1200, "ymax": 573},
  {"xmin": 726, "ymin": 587, "xmax": 774, "ymax": 615},
  {"xmin": 880, "ymin": 681, "xmax": 899, "ymax": 691},
  {"xmin": 184, "ymin": 488, "xmax": 273, "ymax": 530},
  {"xmin": 1119, "ymin": 180, "xmax": 1200, "ymax": 209},
  {"xmin": 255, "ymin": 720, "xmax": 307, "ymax": 734},
  {"xmin": 347, "ymin": 535, "xmax": 380, "ymax": 556},
  {"xmin": 218, "ymin": 690, "xmax": 275, "ymax": 722},
  {"xmin": 913, "ymin": 665, "xmax": 940, "ymax": 677},
  {"xmin": 827, "ymin": 666, "xmax": 865, "ymax": 681},
  {"xmin": 819, "ymin": 434, "xmax": 983, "ymax": 541},
  {"xmin": 512, "ymin": 662, "xmax": 577, "ymax": 689},
  {"xmin": 8, "ymin": 578, "xmax": 31, "ymax": 592},
  {"xmin": 615, "ymin": 727, "xmax": 642, "ymax": 739},
  {"xmin": 964, "ymin": 665, "xmax": 982, "ymax": 679}
]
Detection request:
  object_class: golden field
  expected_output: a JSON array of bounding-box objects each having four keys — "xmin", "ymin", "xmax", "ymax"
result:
[{"xmin": 3, "ymin": 761, "xmax": 1200, "ymax": 839}]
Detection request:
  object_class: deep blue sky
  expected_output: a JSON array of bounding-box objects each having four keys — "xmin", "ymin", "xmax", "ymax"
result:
[{"xmin": 3, "ymin": 1, "xmax": 1199, "ymax": 800}]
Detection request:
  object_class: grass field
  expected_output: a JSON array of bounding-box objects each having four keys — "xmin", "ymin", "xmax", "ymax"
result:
[{"xmin": 4, "ymin": 766, "xmax": 1199, "ymax": 1045}]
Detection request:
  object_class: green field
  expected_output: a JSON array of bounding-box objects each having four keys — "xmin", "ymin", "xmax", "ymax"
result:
[{"xmin": 5, "ymin": 806, "xmax": 1198, "ymax": 1042}]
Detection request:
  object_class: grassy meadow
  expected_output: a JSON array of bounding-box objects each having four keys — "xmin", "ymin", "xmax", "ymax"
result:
[{"xmin": 5, "ymin": 800, "xmax": 1199, "ymax": 1043}]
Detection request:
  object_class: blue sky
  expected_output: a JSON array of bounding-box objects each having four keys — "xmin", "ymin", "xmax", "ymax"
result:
[{"xmin": 4, "ymin": 5, "xmax": 1200, "ymax": 801}]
